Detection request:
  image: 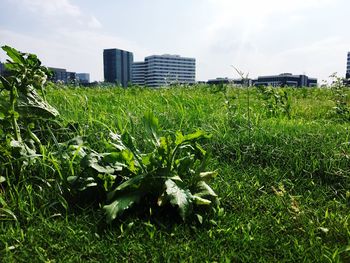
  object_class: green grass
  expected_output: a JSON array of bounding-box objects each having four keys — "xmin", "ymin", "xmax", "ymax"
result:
[{"xmin": 1, "ymin": 85, "xmax": 349, "ymax": 262}]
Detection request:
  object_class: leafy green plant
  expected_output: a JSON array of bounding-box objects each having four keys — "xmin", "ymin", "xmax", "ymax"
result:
[
  {"xmin": 329, "ymin": 73, "xmax": 350, "ymax": 121},
  {"xmin": 211, "ymin": 82, "xmax": 238, "ymax": 126},
  {"xmin": 71, "ymin": 112, "xmax": 219, "ymax": 223},
  {"xmin": 0, "ymin": 46, "xmax": 59, "ymax": 178},
  {"xmin": 257, "ymin": 86, "xmax": 291, "ymax": 119}
]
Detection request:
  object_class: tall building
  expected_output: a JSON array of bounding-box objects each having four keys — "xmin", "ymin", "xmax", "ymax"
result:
[
  {"xmin": 253, "ymin": 73, "xmax": 317, "ymax": 87},
  {"xmin": 103, "ymin": 48, "xmax": 133, "ymax": 87},
  {"xmin": 346, "ymin": 52, "xmax": 350, "ymax": 79},
  {"xmin": 132, "ymin": 54, "xmax": 196, "ymax": 87}
]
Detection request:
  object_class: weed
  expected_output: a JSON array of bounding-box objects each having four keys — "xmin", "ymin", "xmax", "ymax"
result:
[
  {"xmin": 329, "ymin": 73, "xmax": 350, "ymax": 121},
  {"xmin": 257, "ymin": 86, "xmax": 291, "ymax": 118}
]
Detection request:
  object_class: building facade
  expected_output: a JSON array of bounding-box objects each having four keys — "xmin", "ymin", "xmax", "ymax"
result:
[
  {"xmin": 103, "ymin": 48, "xmax": 133, "ymax": 87},
  {"xmin": 253, "ymin": 73, "xmax": 317, "ymax": 87},
  {"xmin": 132, "ymin": 62, "xmax": 146, "ymax": 85},
  {"xmin": 0, "ymin": 61, "xmax": 4, "ymax": 76},
  {"xmin": 207, "ymin": 77, "xmax": 252, "ymax": 86},
  {"xmin": 346, "ymin": 52, "xmax": 350, "ymax": 79},
  {"xmin": 49, "ymin": 67, "xmax": 77, "ymax": 83},
  {"xmin": 132, "ymin": 54, "xmax": 196, "ymax": 87},
  {"xmin": 49, "ymin": 67, "xmax": 68, "ymax": 83},
  {"xmin": 76, "ymin": 73, "xmax": 90, "ymax": 84}
]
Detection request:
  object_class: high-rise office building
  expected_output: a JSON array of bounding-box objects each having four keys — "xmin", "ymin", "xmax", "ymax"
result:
[
  {"xmin": 103, "ymin": 48, "xmax": 133, "ymax": 87},
  {"xmin": 132, "ymin": 54, "xmax": 196, "ymax": 87},
  {"xmin": 346, "ymin": 52, "xmax": 350, "ymax": 79}
]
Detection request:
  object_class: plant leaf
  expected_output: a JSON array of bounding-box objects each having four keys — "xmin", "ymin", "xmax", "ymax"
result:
[
  {"xmin": 0, "ymin": 208, "xmax": 18, "ymax": 221},
  {"xmin": 199, "ymin": 171, "xmax": 218, "ymax": 182},
  {"xmin": 0, "ymin": 76, "xmax": 12, "ymax": 91},
  {"xmin": 2, "ymin": 45, "xmax": 25, "ymax": 65},
  {"xmin": 194, "ymin": 181, "xmax": 218, "ymax": 198},
  {"xmin": 183, "ymin": 130, "xmax": 211, "ymax": 143},
  {"xmin": 143, "ymin": 111, "xmax": 159, "ymax": 143},
  {"xmin": 0, "ymin": 176, "xmax": 6, "ymax": 183},
  {"xmin": 17, "ymin": 87, "xmax": 59, "ymax": 118},
  {"xmin": 109, "ymin": 132, "xmax": 126, "ymax": 151},
  {"xmin": 193, "ymin": 195, "xmax": 212, "ymax": 205},
  {"xmin": 107, "ymin": 174, "xmax": 145, "ymax": 201},
  {"xmin": 81, "ymin": 153, "xmax": 115, "ymax": 174},
  {"xmin": 164, "ymin": 179, "xmax": 193, "ymax": 221},
  {"xmin": 103, "ymin": 193, "xmax": 141, "ymax": 223},
  {"xmin": 175, "ymin": 130, "xmax": 212, "ymax": 146}
]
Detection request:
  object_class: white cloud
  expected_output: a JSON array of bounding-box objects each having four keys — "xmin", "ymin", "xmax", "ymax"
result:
[
  {"xmin": 0, "ymin": 28, "xmax": 150, "ymax": 81},
  {"xmin": 24, "ymin": 0, "xmax": 80, "ymax": 17},
  {"xmin": 9, "ymin": 0, "xmax": 102, "ymax": 29},
  {"xmin": 193, "ymin": 0, "xmax": 344, "ymax": 81},
  {"xmin": 87, "ymin": 16, "xmax": 102, "ymax": 29}
]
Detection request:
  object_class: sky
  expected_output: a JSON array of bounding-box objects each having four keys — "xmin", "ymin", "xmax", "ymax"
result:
[{"xmin": 0, "ymin": 0, "xmax": 349, "ymax": 82}]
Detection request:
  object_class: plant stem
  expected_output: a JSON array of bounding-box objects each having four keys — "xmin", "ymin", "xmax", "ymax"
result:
[
  {"xmin": 247, "ymin": 83, "xmax": 251, "ymax": 141},
  {"xmin": 9, "ymin": 86, "xmax": 21, "ymax": 142}
]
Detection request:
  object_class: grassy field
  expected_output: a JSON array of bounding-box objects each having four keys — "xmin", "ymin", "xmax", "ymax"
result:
[{"xmin": 1, "ymin": 85, "xmax": 349, "ymax": 262}]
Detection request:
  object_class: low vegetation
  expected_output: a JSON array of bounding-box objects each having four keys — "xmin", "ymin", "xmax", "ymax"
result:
[{"xmin": 1, "ymin": 47, "xmax": 349, "ymax": 262}]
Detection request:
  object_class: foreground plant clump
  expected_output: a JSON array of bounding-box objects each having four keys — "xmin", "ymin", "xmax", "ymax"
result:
[
  {"xmin": 0, "ymin": 46, "xmax": 219, "ymax": 223},
  {"xmin": 74, "ymin": 112, "xmax": 219, "ymax": 222}
]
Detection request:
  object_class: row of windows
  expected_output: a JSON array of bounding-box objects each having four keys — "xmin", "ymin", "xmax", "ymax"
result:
[
  {"xmin": 146, "ymin": 57, "xmax": 195, "ymax": 62},
  {"xmin": 145, "ymin": 65, "xmax": 195, "ymax": 69},
  {"xmin": 146, "ymin": 58, "xmax": 195, "ymax": 62},
  {"xmin": 145, "ymin": 59, "xmax": 195, "ymax": 64},
  {"xmin": 146, "ymin": 61, "xmax": 195, "ymax": 65},
  {"xmin": 146, "ymin": 82, "xmax": 195, "ymax": 86},
  {"xmin": 147, "ymin": 75, "xmax": 195, "ymax": 79},
  {"xmin": 146, "ymin": 78, "xmax": 195, "ymax": 82},
  {"xmin": 145, "ymin": 75, "xmax": 195, "ymax": 79},
  {"xmin": 147, "ymin": 70, "xmax": 195, "ymax": 74},
  {"xmin": 146, "ymin": 66, "xmax": 195, "ymax": 70},
  {"xmin": 133, "ymin": 71, "xmax": 195, "ymax": 75},
  {"xmin": 134, "ymin": 70, "xmax": 195, "ymax": 75},
  {"xmin": 133, "ymin": 67, "xmax": 195, "ymax": 72}
]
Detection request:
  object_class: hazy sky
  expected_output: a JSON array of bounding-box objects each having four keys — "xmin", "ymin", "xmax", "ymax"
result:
[{"xmin": 0, "ymin": 0, "xmax": 349, "ymax": 82}]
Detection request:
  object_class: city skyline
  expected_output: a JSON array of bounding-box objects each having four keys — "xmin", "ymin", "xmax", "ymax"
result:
[{"xmin": 0, "ymin": 0, "xmax": 349, "ymax": 82}]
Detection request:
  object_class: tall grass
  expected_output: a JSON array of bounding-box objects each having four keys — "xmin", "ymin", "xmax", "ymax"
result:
[{"xmin": 1, "ymin": 84, "xmax": 349, "ymax": 262}]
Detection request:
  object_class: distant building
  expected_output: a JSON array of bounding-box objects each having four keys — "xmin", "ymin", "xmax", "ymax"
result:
[
  {"xmin": 346, "ymin": 52, "xmax": 350, "ymax": 79},
  {"xmin": 253, "ymin": 73, "xmax": 317, "ymax": 87},
  {"xmin": 76, "ymin": 73, "xmax": 90, "ymax": 84},
  {"xmin": 132, "ymin": 54, "xmax": 196, "ymax": 87},
  {"xmin": 67, "ymin": 72, "xmax": 76, "ymax": 83},
  {"xmin": 103, "ymin": 48, "xmax": 133, "ymax": 87},
  {"xmin": 49, "ymin": 67, "xmax": 76, "ymax": 84},
  {"xmin": 0, "ymin": 61, "xmax": 4, "ymax": 76},
  {"xmin": 132, "ymin": 62, "xmax": 146, "ymax": 86},
  {"xmin": 49, "ymin": 67, "xmax": 68, "ymax": 83},
  {"xmin": 207, "ymin": 77, "xmax": 252, "ymax": 86},
  {"xmin": 207, "ymin": 77, "xmax": 233, "ymax": 85}
]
